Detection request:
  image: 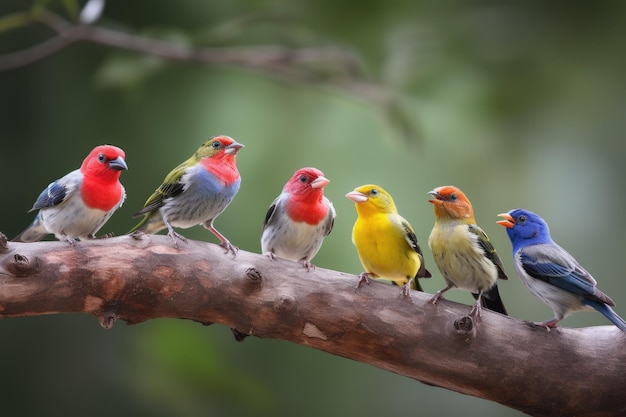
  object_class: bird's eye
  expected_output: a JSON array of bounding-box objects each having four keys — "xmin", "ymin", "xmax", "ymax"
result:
[
  {"xmin": 299, "ymin": 175, "xmax": 308, "ymax": 183},
  {"xmin": 370, "ymin": 189, "xmax": 378, "ymax": 196},
  {"xmin": 211, "ymin": 141, "xmax": 221, "ymax": 149},
  {"xmin": 98, "ymin": 153, "xmax": 106, "ymax": 162},
  {"xmin": 450, "ymin": 193, "xmax": 458, "ymax": 201},
  {"xmin": 518, "ymin": 215, "xmax": 526, "ymax": 223}
]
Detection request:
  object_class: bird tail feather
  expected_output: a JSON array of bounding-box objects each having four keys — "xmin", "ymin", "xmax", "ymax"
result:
[
  {"xmin": 128, "ymin": 213, "xmax": 165, "ymax": 235},
  {"xmin": 583, "ymin": 299, "xmax": 626, "ymax": 332},
  {"xmin": 12, "ymin": 218, "xmax": 48, "ymax": 242}
]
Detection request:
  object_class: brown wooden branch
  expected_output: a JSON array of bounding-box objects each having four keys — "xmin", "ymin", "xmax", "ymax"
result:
[
  {"xmin": 0, "ymin": 11, "xmax": 365, "ymax": 83},
  {"xmin": 0, "ymin": 233, "xmax": 624, "ymax": 417}
]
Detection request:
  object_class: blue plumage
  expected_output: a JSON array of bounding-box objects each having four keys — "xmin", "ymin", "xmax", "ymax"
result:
[{"xmin": 498, "ymin": 208, "xmax": 626, "ymax": 332}]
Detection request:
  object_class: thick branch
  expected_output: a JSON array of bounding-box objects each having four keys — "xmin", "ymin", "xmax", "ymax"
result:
[{"xmin": 0, "ymin": 234, "xmax": 624, "ymax": 417}]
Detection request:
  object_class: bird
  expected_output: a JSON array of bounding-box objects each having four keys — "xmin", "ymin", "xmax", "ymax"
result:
[
  {"xmin": 130, "ymin": 135, "xmax": 243, "ymax": 255},
  {"xmin": 346, "ymin": 184, "xmax": 431, "ymax": 296},
  {"xmin": 497, "ymin": 208, "xmax": 626, "ymax": 332},
  {"xmin": 261, "ymin": 167, "xmax": 335, "ymax": 270},
  {"xmin": 13, "ymin": 145, "xmax": 127, "ymax": 244},
  {"xmin": 427, "ymin": 185, "xmax": 508, "ymax": 318}
]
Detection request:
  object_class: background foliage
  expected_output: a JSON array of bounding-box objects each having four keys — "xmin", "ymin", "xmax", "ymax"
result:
[{"xmin": 1, "ymin": 1, "xmax": 625, "ymax": 416}]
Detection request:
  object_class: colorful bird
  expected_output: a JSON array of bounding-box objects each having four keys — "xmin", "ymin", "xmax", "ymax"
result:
[
  {"xmin": 13, "ymin": 145, "xmax": 127, "ymax": 244},
  {"xmin": 130, "ymin": 135, "xmax": 243, "ymax": 255},
  {"xmin": 428, "ymin": 186, "xmax": 508, "ymax": 318},
  {"xmin": 497, "ymin": 208, "xmax": 626, "ymax": 332},
  {"xmin": 261, "ymin": 167, "xmax": 335, "ymax": 270},
  {"xmin": 346, "ymin": 184, "xmax": 431, "ymax": 296}
]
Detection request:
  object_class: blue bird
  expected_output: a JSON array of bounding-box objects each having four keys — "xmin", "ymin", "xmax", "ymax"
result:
[{"xmin": 497, "ymin": 209, "xmax": 626, "ymax": 332}]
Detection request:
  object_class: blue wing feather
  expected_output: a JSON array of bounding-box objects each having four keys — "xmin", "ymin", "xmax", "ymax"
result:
[
  {"xmin": 30, "ymin": 181, "xmax": 68, "ymax": 211},
  {"xmin": 519, "ymin": 245, "xmax": 596, "ymax": 297}
]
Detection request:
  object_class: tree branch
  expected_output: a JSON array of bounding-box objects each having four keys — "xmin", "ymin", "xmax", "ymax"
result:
[
  {"xmin": 0, "ymin": 233, "xmax": 623, "ymax": 416},
  {"xmin": 0, "ymin": 10, "xmax": 419, "ymax": 143},
  {"xmin": 0, "ymin": 11, "xmax": 365, "ymax": 82}
]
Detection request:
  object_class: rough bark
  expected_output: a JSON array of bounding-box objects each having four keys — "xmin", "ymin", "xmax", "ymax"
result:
[{"xmin": 0, "ymin": 233, "xmax": 624, "ymax": 416}]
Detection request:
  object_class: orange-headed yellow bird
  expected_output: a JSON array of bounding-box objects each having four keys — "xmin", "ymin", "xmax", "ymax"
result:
[
  {"xmin": 428, "ymin": 185, "xmax": 508, "ymax": 318},
  {"xmin": 346, "ymin": 184, "xmax": 431, "ymax": 296}
]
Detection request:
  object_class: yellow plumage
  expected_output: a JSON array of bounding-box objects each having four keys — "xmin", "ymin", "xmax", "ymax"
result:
[{"xmin": 346, "ymin": 184, "xmax": 431, "ymax": 294}]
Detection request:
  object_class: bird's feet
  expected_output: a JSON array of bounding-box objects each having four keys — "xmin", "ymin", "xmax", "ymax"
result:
[
  {"xmin": 468, "ymin": 301, "xmax": 482, "ymax": 322},
  {"xmin": 355, "ymin": 272, "xmax": 370, "ymax": 290},
  {"xmin": 428, "ymin": 291, "xmax": 445, "ymax": 306},
  {"xmin": 219, "ymin": 239, "xmax": 238, "ymax": 258},
  {"xmin": 95, "ymin": 232, "xmax": 115, "ymax": 239},
  {"xmin": 532, "ymin": 318, "xmax": 559, "ymax": 332},
  {"xmin": 167, "ymin": 229, "xmax": 187, "ymax": 249},
  {"xmin": 264, "ymin": 251, "xmax": 277, "ymax": 261},
  {"xmin": 401, "ymin": 281, "xmax": 412, "ymax": 298},
  {"xmin": 301, "ymin": 260, "xmax": 315, "ymax": 272}
]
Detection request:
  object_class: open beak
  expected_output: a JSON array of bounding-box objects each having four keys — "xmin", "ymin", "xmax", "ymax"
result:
[
  {"xmin": 496, "ymin": 213, "xmax": 515, "ymax": 228},
  {"xmin": 345, "ymin": 190, "xmax": 368, "ymax": 203},
  {"xmin": 225, "ymin": 141, "xmax": 244, "ymax": 155},
  {"xmin": 311, "ymin": 175, "xmax": 330, "ymax": 189},
  {"xmin": 427, "ymin": 190, "xmax": 443, "ymax": 206},
  {"xmin": 109, "ymin": 156, "xmax": 128, "ymax": 171}
]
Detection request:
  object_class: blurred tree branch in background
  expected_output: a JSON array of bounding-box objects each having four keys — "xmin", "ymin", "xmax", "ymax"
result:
[
  {"xmin": 0, "ymin": 2, "xmax": 417, "ymax": 141},
  {"xmin": 0, "ymin": 233, "xmax": 624, "ymax": 417}
]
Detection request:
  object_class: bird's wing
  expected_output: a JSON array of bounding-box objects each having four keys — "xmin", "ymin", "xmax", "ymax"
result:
[
  {"xmin": 322, "ymin": 199, "xmax": 335, "ymax": 237},
  {"xmin": 468, "ymin": 223, "xmax": 508, "ymax": 280},
  {"xmin": 262, "ymin": 195, "xmax": 282, "ymax": 230},
  {"xmin": 400, "ymin": 218, "xmax": 431, "ymax": 278},
  {"xmin": 133, "ymin": 164, "xmax": 186, "ymax": 217},
  {"xmin": 519, "ymin": 243, "xmax": 598, "ymax": 297},
  {"xmin": 29, "ymin": 170, "xmax": 81, "ymax": 212}
]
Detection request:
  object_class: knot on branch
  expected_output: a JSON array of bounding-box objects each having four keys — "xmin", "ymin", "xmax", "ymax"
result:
[
  {"xmin": 274, "ymin": 294, "xmax": 296, "ymax": 312},
  {"xmin": 454, "ymin": 315, "xmax": 477, "ymax": 338},
  {"xmin": 245, "ymin": 267, "xmax": 263, "ymax": 283},
  {"xmin": 6, "ymin": 253, "xmax": 40, "ymax": 277},
  {"xmin": 231, "ymin": 327, "xmax": 250, "ymax": 342},
  {"xmin": 96, "ymin": 309, "xmax": 117, "ymax": 329},
  {"xmin": 242, "ymin": 267, "xmax": 263, "ymax": 294}
]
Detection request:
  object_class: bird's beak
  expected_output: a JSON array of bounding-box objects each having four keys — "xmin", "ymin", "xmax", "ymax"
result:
[
  {"xmin": 496, "ymin": 213, "xmax": 515, "ymax": 228},
  {"xmin": 427, "ymin": 190, "xmax": 443, "ymax": 206},
  {"xmin": 225, "ymin": 142, "xmax": 244, "ymax": 155},
  {"xmin": 311, "ymin": 175, "xmax": 330, "ymax": 189},
  {"xmin": 345, "ymin": 190, "xmax": 367, "ymax": 203},
  {"xmin": 109, "ymin": 156, "xmax": 128, "ymax": 171}
]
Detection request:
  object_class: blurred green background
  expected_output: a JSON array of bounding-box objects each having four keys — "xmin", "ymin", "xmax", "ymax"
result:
[{"xmin": 1, "ymin": 1, "xmax": 625, "ymax": 416}]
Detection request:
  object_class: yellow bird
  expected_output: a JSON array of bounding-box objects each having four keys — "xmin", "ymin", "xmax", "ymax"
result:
[{"xmin": 346, "ymin": 184, "xmax": 431, "ymax": 296}]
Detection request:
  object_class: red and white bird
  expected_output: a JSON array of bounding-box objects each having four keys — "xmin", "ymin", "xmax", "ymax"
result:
[
  {"xmin": 261, "ymin": 167, "xmax": 335, "ymax": 270},
  {"xmin": 14, "ymin": 145, "xmax": 127, "ymax": 243}
]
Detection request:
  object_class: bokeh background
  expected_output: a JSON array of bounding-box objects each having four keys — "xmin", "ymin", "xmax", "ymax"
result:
[{"xmin": 1, "ymin": 1, "xmax": 625, "ymax": 416}]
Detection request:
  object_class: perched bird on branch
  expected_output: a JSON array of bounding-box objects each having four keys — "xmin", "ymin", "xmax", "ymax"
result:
[
  {"xmin": 346, "ymin": 184, "xmax": 431, "ymax": 296},
  {"xmin": 14, "ymin": 145, "xmax": 127, "ymax": 244},
  {"xmin": 428, "ymin": 185, "xmax": 508, "ymax": 318},
  {"xmin": 130, "ymin": 135, "xmax": 243, "ymax": 256},
  {"xmin": 261, "ymin": 167, "xmax": 335, "ymax": 270},
  {"xmin": 498, "ymin": 208, "xmax": 626, "ymax": 332}
]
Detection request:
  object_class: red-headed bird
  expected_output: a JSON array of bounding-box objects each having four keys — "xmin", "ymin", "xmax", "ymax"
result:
[
  {"xmin": 130, "ymin": 135, "xmax": 243, "ymax": 255},
  {"xmin": 14, "ymin": 145, "xmax": 127, "ymax": 243},
  {"xmin": 346, "ymin": 184, "xmax": 431, "ymax": 296},
  {"xmin": 428, "ymin": 185, "xmax": 508, "ymax": 318},
  {"xmin": 261, "ymin": 167, "xmax": 335, "ymax": 270}
]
